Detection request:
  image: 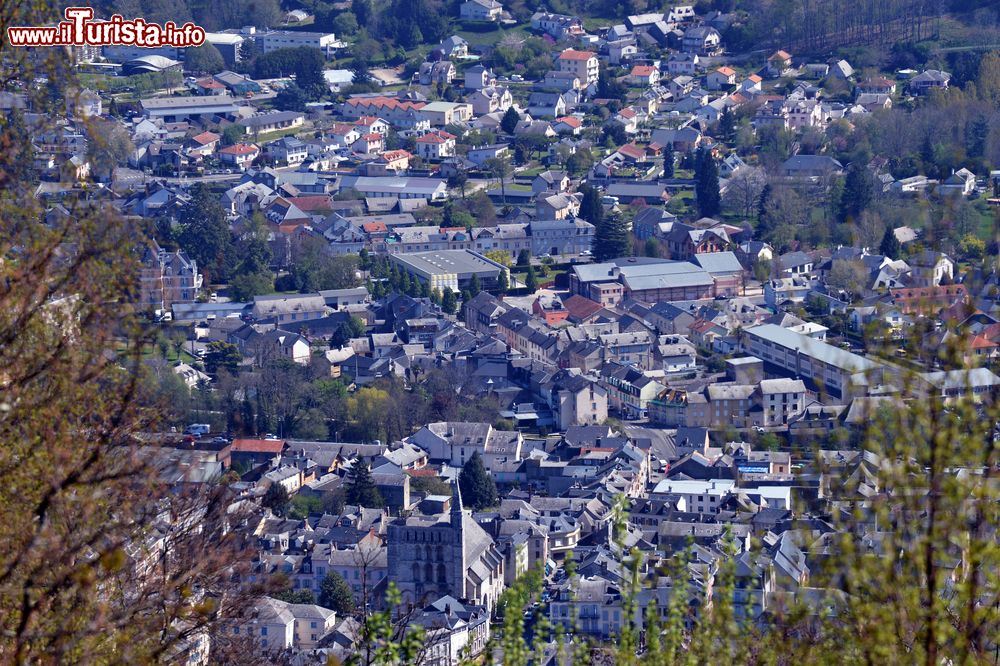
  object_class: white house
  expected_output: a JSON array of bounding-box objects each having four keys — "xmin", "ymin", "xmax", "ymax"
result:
[{"xmin": 460, "ymin": 0, "xmax": 503, "ymax": 21}]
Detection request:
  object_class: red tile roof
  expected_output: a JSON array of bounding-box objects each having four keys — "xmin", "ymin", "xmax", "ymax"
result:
[
  {"xmin": 287, "ymin": 195, "xmax": 334, "ymax": 212},
  {"xmin": 230, "ymin": 439, "xmax": 285, "ymax": 453},
  {"xmin": 559, "ymin": 49, "xmax": 596, "ymax": 61},
  {"xmin": 219, "ymin": 143, "xmax": 258, "ymax": 155},
  {"xmin": 191, "ymin": 131, "xmax": 220, "ymax": 145},
  {"xmin": 555, "ymin": 115, "xmax": 582, "ymax": 128},
  {"xmin": 630, "ymin": 65, "xmax": 655, "ymax": 76},
  {"xmin": 617, "ymin": 143, "xmax": 645, "ymax": 160},
  {"xmin": 562, "ymin": 294, "xmax": 602, "ymax": 321}
]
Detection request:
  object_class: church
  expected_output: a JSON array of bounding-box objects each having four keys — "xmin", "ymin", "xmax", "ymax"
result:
[{"xmin": 387, "ymin": 485, "xmax": 505, "ymax": 613}]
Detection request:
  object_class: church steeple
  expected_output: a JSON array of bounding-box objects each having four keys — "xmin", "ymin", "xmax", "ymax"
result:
[{"xmin": 450, "ymin": 479, "xmax": 464, "ymax": 529}]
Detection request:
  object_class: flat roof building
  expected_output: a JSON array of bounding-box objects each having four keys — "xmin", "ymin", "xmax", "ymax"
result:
[
  {"xmin": 390, "ymin": 250, "xmax": 509, "ymax": 294},
  {"xmin": 743, "ymin": 324, "xmax": 885, "ymax": 401},
  {"xmin": 141, "ymin": 95, "xmax": 240, "ymax": 121}
]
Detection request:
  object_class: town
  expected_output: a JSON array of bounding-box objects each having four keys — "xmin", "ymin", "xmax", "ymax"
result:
[{"xmin": 1, "ymin": 0, "xmax": 999, "ymax": 663}]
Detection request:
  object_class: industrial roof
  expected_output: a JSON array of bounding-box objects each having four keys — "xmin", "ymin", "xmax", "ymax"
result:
[
  {"xmin": 746, "ymin": 324, "xmax": 879, "ymax": 372},
  {"xmin": 391, "ymin": 250, "xmax": 505, "ymax": 277}
]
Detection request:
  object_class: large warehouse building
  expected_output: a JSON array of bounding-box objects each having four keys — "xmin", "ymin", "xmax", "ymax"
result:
[{"xmin": 390, "ymin": 250, "xmax": 510, "ymax": 294}]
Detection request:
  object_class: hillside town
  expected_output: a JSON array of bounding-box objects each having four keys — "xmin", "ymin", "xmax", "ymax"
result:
[{"xmin": 3, "ymin": 0, "xmax": 1000, "ymax": 663}]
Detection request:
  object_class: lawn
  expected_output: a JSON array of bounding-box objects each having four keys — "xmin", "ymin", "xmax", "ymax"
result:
[
  {"xmin": 666, "ymin": 190, "xmax": 696, "ymax": 216},
  {"xmin": 116, "ymin": 341, "xmax": 200, "ymax": 365},
  {"xmin": 456, "ymin": 23, "xmax": 532, "ymax": 49},
  {"xmin": 249, "ymin": 124, "xmax": 313, "ymax": 143}
]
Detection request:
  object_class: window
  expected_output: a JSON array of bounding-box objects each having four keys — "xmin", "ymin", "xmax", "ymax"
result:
[
  {"xmin": 261, "ymin": 628, "xmax": 268, "ymax": 636},
  {"xmin": 310, "ymin": 621, "xmax": 317, "ymax": 629}
]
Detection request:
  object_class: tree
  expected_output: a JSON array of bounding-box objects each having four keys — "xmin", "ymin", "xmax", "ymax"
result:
[
  {"xmin": 447, "ymin": 170, "xmax": 468, "ymax": 199},
  {"xmin": 602, "ymin": 121, "xmax": 628, "ymax": 146},
  {"xmin": 345, "ymin": 458, "xmax": 384, "ymax": 508},
  {"xmin": 292, "ymin": 46, "xmax": 327, "ymax": 96},
  {"xmin": 827, "ymin": 259, "xmax": 868, "ymax": 300},
  {"xmin": 229, "ymin": 213, "xmax": 273, "ymax": 301},
  {"xmin": 177, "ymin": 183, "xmax": 234, "ymax": 282},
  {"xmin": 723, "ymin": 166, "xmax": 767, "ymax": 218},
  {"xmin": 578, "ymin": 184, "xmax": 605, "ymax": 227},
  {"xmin": 184, "ymin": 44, "xmax": 225, "ymax": 74},
  {"xmin": 484, "ymin": 156, "xmax": 512, "ymax": 204},
  {"xmin": 229, "ymin": 271, "xmax": 273, "ymax": 301},
  {"xmin": 221, "ymin": 123, "xmax": 245, "ymax": 146},
  {"xmin": 496, "ymin": 270, "xmax": 509, "ymax": 294},
  {"xmin": 263, "ymin": 482, "xmax": 290, "ymax": 517},
  {"xmin": 0, "ymin": 37, "xmax": 253, "ymax": 661},
  {"xmin": 331, "ymin": 316, "xmax": 366, "ymax": 347},
  {"xmin": 469, "ymin": 273, "xmax": 481, "ymax": 297},
  {"xmin": 442, "ymin": 288, "xmax": 458, "ymax": 315},
  {"xmin": 662, "ymin": 142, "xmax": 675, "ymax": 178},
  {"xmin": 484, "ymin": 249, "xmax": 512, "ymax": 267},
  {"xmin": 524, "ymin": 265, "xmax": 538, "ymax": 293},
  {"xmin": 86, "ymin": 119, "xmax": 135, "ymax": 178},
  {"xmin": 516, "ymin": 249, "xmax": 530, "ymax": 267},
  {"xmin": 694, "ymin": 147, "xmax": 721, "ymax": 218},
  {"xmin": 879, "ymin": 226, "xmax": 901, "ymax": 258},
  {"xmin": 458, "ymin": 452, "xmax": 498, "ymax": 511},
  {"xmin": 204, "ymin": 341, "xmax": 242, "ymax": 376},
  {"xmin": 839, "ymin": 162, "xmax": 874, "ymax": 223},
  {"xmin": 319, "ymin": 572, "xmax": 355, "ymax": 615},
  {"xmin": 593, "ymin": 213, "xmax": 631, "ymax": 262},
  {"xmin": 500, "ymin": 106, "xmax": 520, "ymax": 134},
  {"xmin": 275, "ymin": 83, "xmax": 308, "ymax": 112},
  {"xmin": 273, "ymin": 588, "xmax": 316, "ymax": 604}
]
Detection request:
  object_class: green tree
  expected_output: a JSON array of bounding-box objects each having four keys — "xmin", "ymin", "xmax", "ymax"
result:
[
  {"xmin": 879, "ymin": 226, "xmax": 901, "ymax": 258},
  {"xmin": 525, "ymin": 265, "xmax": 538, "ymax": 293},
  {"xmin": 496, "ymin": 270, "xmax": 509, "ymax": 294},
  {"xmin": 500, "ymin": 106, "xmax": 520, "ymax": 134},
  {"xmin": 221, "ymin": 123, "xmax": 245, "ymax": 146},
  {"xmin": 593, "ymin": 213, "xmax": 631, "ymax": 262},
  {"xmin": 516, "ymin": 249, "xmax": 530, "ymax": 266},
  {"xmin": 177, "ymin": 183, "xmax": 234, "ymax": 282},
  {"xmin": 662, "ymin": 141, "xmax": 675, "ymax": 178},
  {"xmin": 469, "ymin": 274, "xmax": 481, "ymax": 297},
  {"xmin": 319, "ymin": 572, "xmax": 355, "ymax": 615},
  {"xmin": 442, "ymin": 288, "xmax": 458, "ymax": 315},
  {"xmin": 839, "ymin": 162, "xmax": 874, "ymax": 223},
  {"xmin": 229, "ymin": 213, "xmax": 273, "ymax": 300},
  {"xmin": 331, "ymin": 316, "xmax": 366, "ymax": 347},
  {"xmin": 345, "ymin": 458, "xmax": 384, "ymax": 508},
  {"xmin": 578, "ymin": 184, "xmax": 604, "ymax": 227},
  {"xmin": 694, "ymin": 147, "xmax": 721, "ymax": 218},
  {"xmin": 272, "ymin": 588, "xmax": 316, "ymax": 604},
  {"xmin": 458, "ymin": 452, "xmax": 498, "ymax": 510},
  {"xmin": 275, "ymin": 83, "xmax": 308, "ymax": 112},
  {"xmin": 229, "ymin": 272, "xmax": 273, "ymax": 301},
  {"xmin": 204, "ymin": 341, "xmax": 241, "ymax": 376},
  {"xmin": 262, "ymin": 482, "xmax": 290, "ymax": 516},
  {"xmin": 184, "ymin": 44, "xmax": 224, "ymax": 74}
]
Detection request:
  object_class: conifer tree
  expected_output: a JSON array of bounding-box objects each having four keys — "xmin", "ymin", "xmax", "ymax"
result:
[
  {"xmin": 345, "ymin": 457, "xmax": 384, "ymax": 508},
  {"xmin": 694, "ymin": 147, "xmax": 721, "ymax": 218},
  {"xmin": 458, "ymin": 452, "xmax": 498, "ymax": 510},
  {"xmin": 593, "ymin": 213, "xmax": 631, "ymax": 261}
]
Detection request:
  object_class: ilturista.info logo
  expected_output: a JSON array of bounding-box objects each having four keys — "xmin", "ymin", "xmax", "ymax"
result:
[{"xmin": 6, "ymin": 7, "xmax": 206, "ymax": 47}]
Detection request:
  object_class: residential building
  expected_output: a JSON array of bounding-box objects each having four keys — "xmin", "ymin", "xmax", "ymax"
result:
[
  {"xmin": 557, "ymin": 50, "xmax": 600, "ymax": 88},
  {"xmin": 460, "ymin": 0, "xmax": 503, "ymax": 21}
]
